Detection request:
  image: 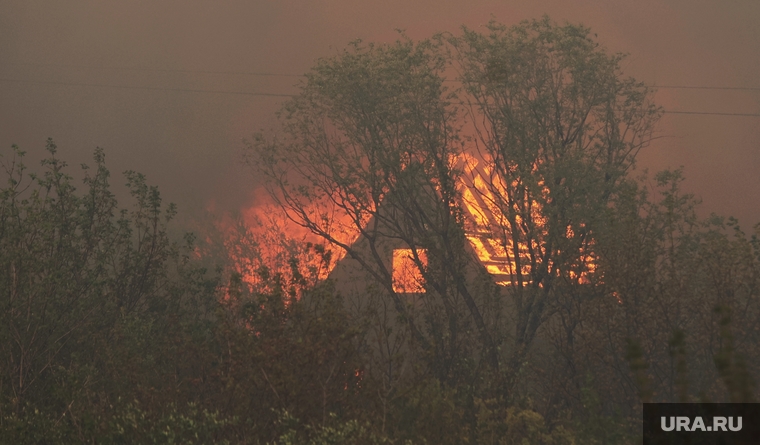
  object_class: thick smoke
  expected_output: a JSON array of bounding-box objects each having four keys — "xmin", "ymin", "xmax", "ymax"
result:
[{"xmin": 1, "ymin": 0, "xmax": 758, "ymax": 225}]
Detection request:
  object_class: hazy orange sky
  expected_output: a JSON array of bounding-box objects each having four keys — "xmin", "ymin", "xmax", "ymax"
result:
[{"xmin": 1, "ymin": 0, "xmax": 758, "ymax": 226}]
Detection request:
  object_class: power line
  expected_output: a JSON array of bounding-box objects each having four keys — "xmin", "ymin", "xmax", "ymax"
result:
[
  {"xmin": 0, "ymin": 77, "xmax": 296, "ymax": 97},
  {"xmin": 8, "ymin": 62, "xmax": 760, "ymax": 92},
  {"xmin": 2, "ymin": 77, "xmax": 759, "ymax": 116},
  {"xmin": 5, "ymin": 62, "xmax": 304, "ymax": 78},
  {"xmin": 655, "ymin": 85, "xmax": 760, "ymax": 92},
  {"xmin": 663, "ymin": 110, "xmax": 760, "ymax": 117}
]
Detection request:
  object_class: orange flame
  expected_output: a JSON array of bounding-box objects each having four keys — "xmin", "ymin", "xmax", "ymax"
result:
[
  {"xmin": 226, "ymin": 150, "xmax": 598, "ymax": 295},
  {"xmin": 392, "ymin": 248, "xmax": 427, "ymax": 293},
  {"xmin": 456, "ymin": 153, "xmax": 597, "ymax": 286}
]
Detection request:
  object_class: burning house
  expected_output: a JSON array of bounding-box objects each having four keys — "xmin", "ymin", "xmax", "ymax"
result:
[{"xmin": 324, "ymin": 152, "xmax": 601, "ymax": 390}]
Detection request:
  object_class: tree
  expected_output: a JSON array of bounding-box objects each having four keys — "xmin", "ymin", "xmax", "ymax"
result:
[
  {"xmin": 606, "ymin": 179, "xmax": 759, "ymax": 440},
  {"xmin": 249, "ymin": 18, "xmax": 662, "ymax": 405},
  {"xmin": 0, "ymin": 140, "xmax": 379, "ymax": 443},
  {"xmin": 0, "ymin": 140, "xmax": 218, "ymax": 442},
  {"xmin": 450, "ymin": 17, "xmax": 661, "ymax": 395},
  {"xmin": 249, "ymin": 36, "xmax": 496, "ymax": 391}
]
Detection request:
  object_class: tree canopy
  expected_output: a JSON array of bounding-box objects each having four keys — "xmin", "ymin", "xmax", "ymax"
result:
[{"xmin": 250, "ymin": 17, "xmax": 661, "ymax": 395}]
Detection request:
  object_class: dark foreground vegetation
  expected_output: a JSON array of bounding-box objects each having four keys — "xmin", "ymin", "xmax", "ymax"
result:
[{"xmin": 2, "ymin": 18, "xmax": 759, "ymax": 445}]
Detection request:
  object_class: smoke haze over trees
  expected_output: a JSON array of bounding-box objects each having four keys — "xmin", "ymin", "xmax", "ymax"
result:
[{"xmin": 1, "ymin": 0, "xmax": 758, "ymax": 227}]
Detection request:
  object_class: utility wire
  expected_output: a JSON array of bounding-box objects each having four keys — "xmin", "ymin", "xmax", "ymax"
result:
[
  {"xmin": 0, "ymin": 77, "xmax": 296, "ymax": 97},
  {"xmin": 2, "ymin": 77, "xmax": 759, "ymax": 116},
  {"xmin": 654, "ymin": 85, "xmax": 760, "ymax": 92},
  {"xmin": 663, "ymin": 110, "xmax": 760, "ymax": 117},
  {"xmin": 5, "ymin": 62, "xmax": 304, "ymax": 78},
  {"xmin": 7, "ymin": 62, "xmax": 760, "ymax": 92}
]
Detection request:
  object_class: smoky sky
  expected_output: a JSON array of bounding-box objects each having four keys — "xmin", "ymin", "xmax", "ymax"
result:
[{"xmin": 1, "ymin": 0, "xmax": 758, "ymax": 226}]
